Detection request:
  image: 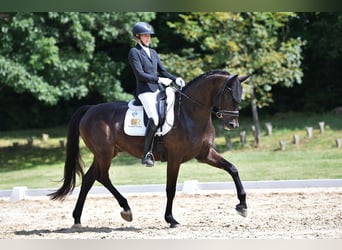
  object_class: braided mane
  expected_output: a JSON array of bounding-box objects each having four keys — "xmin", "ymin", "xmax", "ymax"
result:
[{"xmin": 183, "ymin": 70, "xmax": 230, "ymax": 90}]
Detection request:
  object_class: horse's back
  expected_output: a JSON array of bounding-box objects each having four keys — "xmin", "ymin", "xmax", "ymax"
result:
[
  {"xmin": 81, "ymin": 101, "xmax": 128, "ymax": 122},
  {"xmin": 79, "ymin": 101, "xmax": 128, "ymax": 145}
]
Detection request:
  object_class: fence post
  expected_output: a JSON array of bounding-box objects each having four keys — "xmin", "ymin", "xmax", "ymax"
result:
[
  {"xmin": 59, "ymin": 139, "xmax": 65, "ymax": 149},
  {"xmin": 225, "ymin": 135, "xmax": 232, "ymax": 151},
  {"xmin": 293, "ymin": 134, "xmax": 300, "ymax": 145},
  {"xmin": 306, "ymin": 127, "xmax": 313, "ymax": 138},
  {"xmin": 42, "ymin": 133, "xmax": 49, "ymax": 143},
  {"xmin": 265, "ymin": 122, "xmax": 272, "ymax": 136},
  {"xmin": 27, "ymin": 137, "xmax": 33, "ymax": 146},
  {"xmin": 318, "ymin": 121, "xmax": 325, "ymax": 134},
  {"xmin": 279, "ymin": 140, "xmax": 286, "ymax": 151},
  {"xmin": 336, "ymin": 139, "xmax": 342, "ymax": 148},
  {"xmin": 240, "ymin": 131, "xmax": 246, "ymax": 146}
]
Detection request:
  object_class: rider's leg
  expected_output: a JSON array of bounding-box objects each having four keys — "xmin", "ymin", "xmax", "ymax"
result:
[
  {"xmin": 142, "ymin": 118, "xmax": 158, "ymax": 166},
  {"xmin": 138, "ymin": 91, "xmax": 159, "ymax": 167}
]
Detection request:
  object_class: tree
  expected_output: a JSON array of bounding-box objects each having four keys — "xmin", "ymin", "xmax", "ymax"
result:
[
  {"xmin": 166, "ymin": 12, "xmax": 305, "ymax": 146},
  {"xmin": 285, "ymin": 12, "xmax": 342, "ymax": 112},
  {"xmin": 0, "ymin": 12, "xmax": 155, "ymax": 105}
]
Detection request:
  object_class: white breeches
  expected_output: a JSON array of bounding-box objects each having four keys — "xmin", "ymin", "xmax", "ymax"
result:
[{"xmin": 138, "ymin": 90, "xmax": 160, "ymax": 126}]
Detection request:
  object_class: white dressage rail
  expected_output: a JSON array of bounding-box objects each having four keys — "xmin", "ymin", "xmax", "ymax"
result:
[{"xmin": 1, "ymin": 179, "xmax": 342, "ymax": 200}]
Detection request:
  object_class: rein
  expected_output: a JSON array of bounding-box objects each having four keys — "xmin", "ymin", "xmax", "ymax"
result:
[
  {"xmin": 174, "ymin": 87, "xmax": 203, "ymax": 107},
  {"xmin": 173, "ymin": 74, "xmax": 240, "ymax": 120}
]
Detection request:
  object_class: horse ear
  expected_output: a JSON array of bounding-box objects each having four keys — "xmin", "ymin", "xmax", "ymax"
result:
[
  {"xmin": 228, "ymin": 74, "xmax": 238, "ymax": 82},
  {"xmin": 238, "ymin": 75, "xmax": 250, "ymax": 83},
  {"xmin": 230, "ymin": 75, "xmax": 243, "ymax": 103}
]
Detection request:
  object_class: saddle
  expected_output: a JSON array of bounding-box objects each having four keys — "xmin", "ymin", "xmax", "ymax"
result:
[{"xmin": 124, "ymin": 87, "xmax": 176, "ymax": 136}]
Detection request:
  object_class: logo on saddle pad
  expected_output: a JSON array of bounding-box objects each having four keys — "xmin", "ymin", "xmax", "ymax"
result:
[{"xmin": 124, "ymin": 87, "xmax": 176, "ymax": 136}]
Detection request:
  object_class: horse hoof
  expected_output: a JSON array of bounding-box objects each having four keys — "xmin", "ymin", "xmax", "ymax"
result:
[
  {"xmin": 121, "ymin": 210, "xmax": 133, "ymax": 222},
  {"xmin": 235, "ymin": 206, "xmax": 247, "ymax": 217},
  {"xmin": 170, "ymin": 223, "xmax": 180, "ymax": 228},
  {"xmin": 71, "ymin": 223, "xmax": 82, "ymax": 229}
]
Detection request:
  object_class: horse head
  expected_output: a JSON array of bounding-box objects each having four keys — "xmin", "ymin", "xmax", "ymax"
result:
[{"xmin": 215, "ymin": 74, "xmax": 249, "ymax": 130}]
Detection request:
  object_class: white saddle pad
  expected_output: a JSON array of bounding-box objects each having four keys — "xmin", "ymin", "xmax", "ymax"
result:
[{"xmin": 124, "ymin": 87, "xmax": 176, "ymax": 136}]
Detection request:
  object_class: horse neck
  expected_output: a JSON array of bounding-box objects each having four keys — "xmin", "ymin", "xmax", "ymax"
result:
[{"xmin": 180, "ymin": 75, "xmax": 225, "ymax": 121}]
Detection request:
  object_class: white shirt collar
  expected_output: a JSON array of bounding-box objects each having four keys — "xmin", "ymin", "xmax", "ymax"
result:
[{"xmin": 138, "ymin": 43, "xmax": 151, "ymax": 58}]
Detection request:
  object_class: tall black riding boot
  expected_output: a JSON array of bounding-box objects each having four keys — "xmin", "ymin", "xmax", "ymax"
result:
[{"xmin": 142, "ymin": 118, "xmax": 158, "ymax": 167}]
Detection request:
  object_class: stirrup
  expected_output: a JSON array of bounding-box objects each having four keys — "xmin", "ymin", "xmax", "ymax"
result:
[{"xmin": 142, "ymin": 152, "xmax": 154, "ymax": 167}]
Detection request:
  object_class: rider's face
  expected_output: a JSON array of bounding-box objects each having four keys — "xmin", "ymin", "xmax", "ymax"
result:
[{"xmin": 139, "ymin": 34, "xmax": 151, "ymax": 47}]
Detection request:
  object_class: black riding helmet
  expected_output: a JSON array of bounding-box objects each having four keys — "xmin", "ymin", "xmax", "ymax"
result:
[{"xmin": 132, "ymin": 22, "xmax": 155, "ymax": 36}]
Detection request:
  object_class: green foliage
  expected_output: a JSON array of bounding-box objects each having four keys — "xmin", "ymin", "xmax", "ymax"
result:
[
  {"xmin": 167, "ymin": 12, "xmax": 305, "ymax": 108},
  {"xmin": 0, "ymin": 12, "xmax": 155, "ymax": 105},
  {"xmin": 286, "ymin": 13, "xmax": 342, "ymax": 112},
  {"xmin": 159, "ymin": 48, "xmax": 204, "ymax": 82},
  {"xmin": 1, "ymin": 12, "xmax": 341, "ymax": 131}
]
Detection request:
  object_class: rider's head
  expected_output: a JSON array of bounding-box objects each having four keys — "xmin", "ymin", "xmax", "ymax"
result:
[{"xmin": 132, "ymin": 22, "xmax": 154, "ymax": 47}]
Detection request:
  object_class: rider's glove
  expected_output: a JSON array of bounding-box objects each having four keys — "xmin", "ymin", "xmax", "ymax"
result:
[
  {"xmin": 158, "ymin": 77, "xmax": 173, "ymax": 86},
  {"xmin": 175, "ymin": 77, "xmax": 185, "ymax": 88}
]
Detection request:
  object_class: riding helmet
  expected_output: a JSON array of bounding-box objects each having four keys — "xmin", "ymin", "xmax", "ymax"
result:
[{"xmin": 132, "ymin": 22, "xmax": 155, "ymax": 36}]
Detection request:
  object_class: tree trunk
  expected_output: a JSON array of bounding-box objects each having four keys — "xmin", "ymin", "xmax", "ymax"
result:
[{"xmin": 251, "ymin": 87, "xmax": 260, "ymax": 147}]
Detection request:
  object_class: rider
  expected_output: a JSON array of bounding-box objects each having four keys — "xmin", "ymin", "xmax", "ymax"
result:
[{"xmin": 128, "ymin": 21, "xmax": 185, "ymax": 167}]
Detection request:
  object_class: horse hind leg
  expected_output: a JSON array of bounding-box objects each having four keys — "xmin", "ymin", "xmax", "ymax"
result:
[
  {"xmin": 72, "ymin": 157, "xmax": 132, "ymax": 227},
  {"xmin": 72, "ymin": 162, "xmax": 96, "ymax": 227},
  {"xmin": 97, "ymin": 175, "xmax": 132, "ymax": 222},
  {"xmin": 95, "ymin": 155, "xmax": 132, "ymax": 222}
]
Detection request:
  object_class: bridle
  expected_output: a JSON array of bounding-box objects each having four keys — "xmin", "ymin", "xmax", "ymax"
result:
[
  {"xmin": 174, "ymin": 74, "xmax": 240, "ymax": 120},
  {"xmin": 215, "ymin": 75, "xmax": 240, "ymax": 119}
]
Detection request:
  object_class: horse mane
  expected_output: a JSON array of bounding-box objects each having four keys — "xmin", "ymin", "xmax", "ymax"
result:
[{"xmin": 183, "ymin": 70, "xmax": 231, "ymax": 91}]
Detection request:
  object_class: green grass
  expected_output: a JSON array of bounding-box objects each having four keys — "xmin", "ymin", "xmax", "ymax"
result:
[{"xmin": 0, "ymin": 112, "xmax": 341, "ymax": 189}]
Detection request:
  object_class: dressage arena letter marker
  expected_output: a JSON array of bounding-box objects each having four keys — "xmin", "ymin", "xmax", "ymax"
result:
[
  {"xmin": 10, "ymin": 186, "xmax": 27, "ymax": 201},
  {"xmin": 182, "ymin": 180, "xmax": 199, "ymax": 194}
]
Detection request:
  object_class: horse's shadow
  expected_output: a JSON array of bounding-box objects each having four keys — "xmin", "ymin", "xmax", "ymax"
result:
[{"xmin": 15, "ymin": 226, "xmax": 141, "ymax": 236}]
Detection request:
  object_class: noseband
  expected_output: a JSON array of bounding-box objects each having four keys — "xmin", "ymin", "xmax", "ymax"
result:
[{"xmin": 215, "ymin": 76, "xmax": 239, "ymax": 119}]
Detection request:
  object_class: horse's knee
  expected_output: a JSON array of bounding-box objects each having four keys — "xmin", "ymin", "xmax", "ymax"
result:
[{"xmin": 226, "ymin": 164, "xmax": 239, "ymax": 176}]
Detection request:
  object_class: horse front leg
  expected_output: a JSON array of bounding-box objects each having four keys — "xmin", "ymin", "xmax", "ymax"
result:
[
  {"xmin": 197, "ymin": 146, "xmax": 247, "ymax": 217},
  {"xmin": 165, "ymin": 162, "xmax": 181, "ymax": 228}
]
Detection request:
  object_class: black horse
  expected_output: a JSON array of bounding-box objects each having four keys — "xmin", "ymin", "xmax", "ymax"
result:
[{"xmin": 50, "ymin": 70, "xmax": 249, "ymax": 228}]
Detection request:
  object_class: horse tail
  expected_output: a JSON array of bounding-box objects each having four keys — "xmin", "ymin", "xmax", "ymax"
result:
[{"xmin": 49, "ymin": 105, "xmax": 91, "ymax": 200}]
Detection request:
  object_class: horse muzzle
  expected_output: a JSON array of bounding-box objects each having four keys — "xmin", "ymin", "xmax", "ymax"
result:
[
  {"xmin": 223, "ymin": 119, "xmax": 239, "ymax": 130},
  {"xmin": 216, "ymin": 110, "xmax": 239, "ymax": 130}
]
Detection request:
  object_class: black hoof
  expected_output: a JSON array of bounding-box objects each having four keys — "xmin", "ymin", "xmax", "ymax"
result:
[
  {"xmin": 236, "ymin": 204, "xmax": 247, "ymax": 217},
  {"xmin": 121, "ymin": 210, "xmax": 133, "ymax": 222},
  {"xmin": 170, "ymin": 221, "xmax": 180, "ymax": 228},
  {"xmin": 165, "ymin": 214, "xmax": 180, "ymax": 228}
]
